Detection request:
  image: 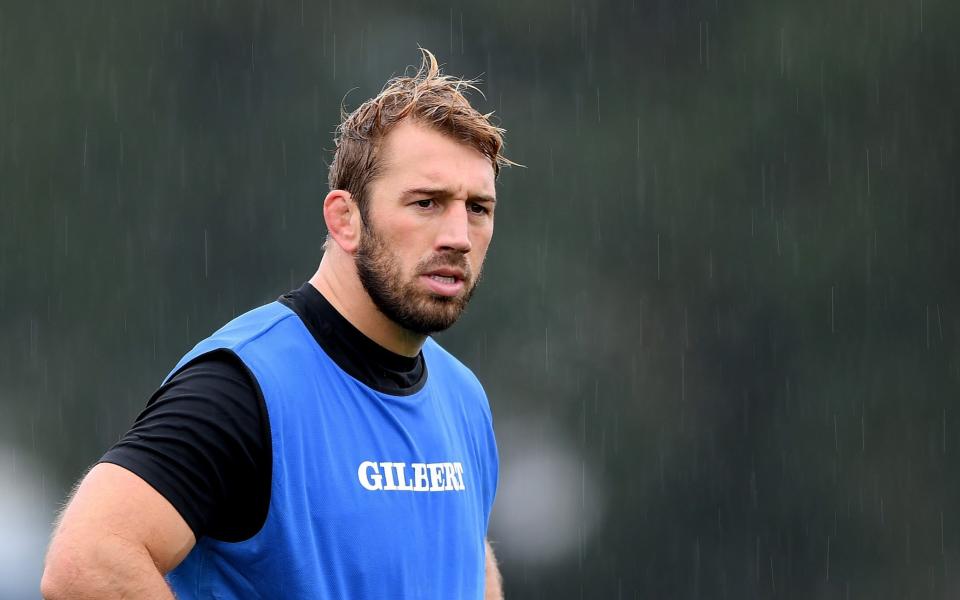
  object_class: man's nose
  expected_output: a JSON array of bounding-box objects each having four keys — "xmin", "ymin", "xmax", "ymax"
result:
[{"xmin": 435, "ymin": 203, "xmax": 472, "ymax": 253}]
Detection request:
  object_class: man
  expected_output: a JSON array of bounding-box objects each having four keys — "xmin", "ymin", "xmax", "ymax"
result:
[{"xmin": 42, "ymin": 49, "xmax": 508, "ymax": 599}]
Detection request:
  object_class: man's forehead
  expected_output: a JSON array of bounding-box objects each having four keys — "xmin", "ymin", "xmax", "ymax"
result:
[{"xmin": 376, "ymin": 129, "xmax": 496, "ymax": 196}]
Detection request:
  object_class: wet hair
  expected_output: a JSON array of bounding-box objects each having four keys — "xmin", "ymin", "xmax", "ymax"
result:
[{"xmin": 328, "ymin": 48, "xmax": 513, "ymax": 219}]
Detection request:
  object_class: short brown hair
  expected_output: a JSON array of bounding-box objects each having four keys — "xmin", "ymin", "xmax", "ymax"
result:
[{"xmin": 328, "ymin": 48, "xmax": 512, "ymax": 218}]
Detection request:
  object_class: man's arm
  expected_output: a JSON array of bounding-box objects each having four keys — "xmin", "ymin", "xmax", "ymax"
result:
[
  {"xmin": 41, "ymin": 463, "xmax": 195, "ymax": 599},
  {"xmin": 485, "ymin": 538, "xmax": 504, "ymax": 600}
]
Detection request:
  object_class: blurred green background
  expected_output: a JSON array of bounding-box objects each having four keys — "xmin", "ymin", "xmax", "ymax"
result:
[{"xmin": 2, "ymin": 1, "xmax": 959, "ymax": 598}]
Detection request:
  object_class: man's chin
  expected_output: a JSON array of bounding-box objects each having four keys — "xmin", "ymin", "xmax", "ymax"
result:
[
  {"xmin": 397, "ymin": 299, "xmax": 470, "ymax": 335},
  {"xmin": 413, "ymin": 308, "xmax": 465, "ymax": 333}
]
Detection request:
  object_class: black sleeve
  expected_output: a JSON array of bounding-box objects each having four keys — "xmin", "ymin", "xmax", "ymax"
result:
[{"xmin": 99, "ymin": 349, "xmax": 271, "ymax": 542}]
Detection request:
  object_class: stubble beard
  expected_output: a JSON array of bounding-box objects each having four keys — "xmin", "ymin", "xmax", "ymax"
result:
[{"xmin": 355, "ymin": 221, "xmax": 481, "ymax": 335}]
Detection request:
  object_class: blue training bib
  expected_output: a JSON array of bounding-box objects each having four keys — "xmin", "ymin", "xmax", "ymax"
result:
[{"xmin": 165, "ymin": 301, "xmax": 498, "ymax": 599}]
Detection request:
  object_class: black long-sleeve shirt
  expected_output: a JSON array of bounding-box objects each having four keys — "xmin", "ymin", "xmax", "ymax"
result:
[{"xmin": 100, "ymin": 283, "xmax": 427, "ymax": 541}]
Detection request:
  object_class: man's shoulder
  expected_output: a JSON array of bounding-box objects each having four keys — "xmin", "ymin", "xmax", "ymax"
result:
[
  {"xmin": 423, "ymin": 338, "xmax": 485, "ymax": 393},
  {"xmin": 211, "ymin": 301, "xmax": 299, "ymax": 347},
  {"xmin": 169, "ymin": 301, "xmax": 300, "ymax": 379},
  {"xmin": 423, "ymin": 339, "xmax": 495, "ymax": 432}
]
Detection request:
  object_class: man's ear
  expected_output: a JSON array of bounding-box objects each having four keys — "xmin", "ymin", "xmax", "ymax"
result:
[{"xmin": 323, "ymin": 189, "xmax": 361, "ymax": 254}]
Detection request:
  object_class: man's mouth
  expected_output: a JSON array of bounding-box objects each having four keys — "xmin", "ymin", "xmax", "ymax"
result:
[
  {"xmin": 420, "ymin": 269, "xmax": 467, "ymax": 297},
  {"xmin": 422, "ymin": 265, "xmax": 467, "ymax": 281},
  {"xmin": 428, "ymin": 274, "xmax": 458, "ymax": 285}
]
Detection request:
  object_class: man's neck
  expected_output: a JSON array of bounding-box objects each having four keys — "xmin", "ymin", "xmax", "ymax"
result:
[{"xmin": 308, "ymin": 254, "xmax": 426, "ymax": 358}]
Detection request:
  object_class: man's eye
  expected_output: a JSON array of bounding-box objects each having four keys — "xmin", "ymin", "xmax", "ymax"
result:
[
  {"xmin": 415, "ymin": 199, "xmax": 434, "ymax": 208},
  {"xmin": 469, "ymin": 203, "xmax": 490, "ymax": 215}
]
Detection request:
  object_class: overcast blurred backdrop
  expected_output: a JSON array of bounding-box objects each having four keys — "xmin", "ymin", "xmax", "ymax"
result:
[{"xmin": 2, "ymin": 1, "xmax": 960, "ymax": 598}]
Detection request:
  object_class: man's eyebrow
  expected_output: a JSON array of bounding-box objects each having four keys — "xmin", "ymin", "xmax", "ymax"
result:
[{"xmin": 402, "ymin": 187, "xmax": 496, "ymax": 203}]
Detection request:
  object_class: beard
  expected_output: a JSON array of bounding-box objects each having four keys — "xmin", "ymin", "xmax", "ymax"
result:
[{"xmin": 355, "ymin": 221, "xmax": 481, "ymax": 335}]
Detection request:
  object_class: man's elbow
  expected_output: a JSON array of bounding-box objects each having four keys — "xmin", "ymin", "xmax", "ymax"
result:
[
  {"xmin": 40, "ymin": 567, "xmax": 69, "ymax": 600},
  {"xmin": 41, "ymin": 534, "xmax": 113, "ymax": 599},
  {"xmin": 40, "ymin": 540, "xmax": 81, "ymax": 600}
]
